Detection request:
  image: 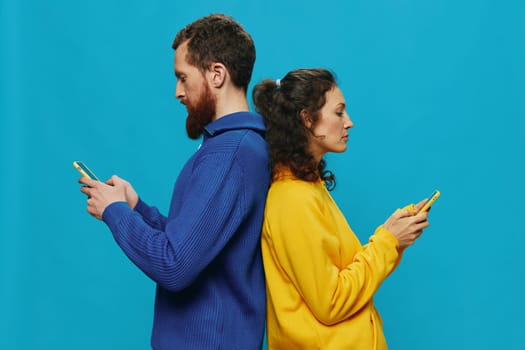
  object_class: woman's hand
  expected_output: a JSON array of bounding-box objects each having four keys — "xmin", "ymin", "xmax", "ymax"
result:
[{"xmin": 383, "ymin": 199, "xmax": 430, "ymax": 250}]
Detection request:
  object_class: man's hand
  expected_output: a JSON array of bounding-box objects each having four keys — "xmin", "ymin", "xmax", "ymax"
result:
[
  {"xmin": 79, "ymin": 175, "xmax": 131, "ymax": 220},
  {"xmin": 106, "ymin": 175, "xmax": 139, "ymax": 209}
]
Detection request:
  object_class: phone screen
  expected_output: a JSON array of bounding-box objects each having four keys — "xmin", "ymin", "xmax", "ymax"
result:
[{"xmin": 73, "ymin": 161, "xmax": 100, "ymax": 181}]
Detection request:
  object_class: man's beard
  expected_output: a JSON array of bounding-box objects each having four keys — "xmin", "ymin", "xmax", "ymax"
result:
[{"xmin": 185, "ymin": 82, "xmax": 216, "ymax": 139}]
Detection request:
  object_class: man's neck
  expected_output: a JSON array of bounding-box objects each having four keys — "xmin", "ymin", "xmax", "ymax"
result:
[{"xmin": 213, "ymin": 88, "xmax": 250, "ymax": 121}]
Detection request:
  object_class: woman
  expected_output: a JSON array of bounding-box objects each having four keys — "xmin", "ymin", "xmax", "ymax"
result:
[{"xmin": 252, "ymin": 68, "xmax": 430, "ymax": 349}]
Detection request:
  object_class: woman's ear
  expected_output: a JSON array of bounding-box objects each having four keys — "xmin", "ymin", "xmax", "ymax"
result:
[
  {"xmin": 208, "ymin": 62, "xmax": 227, "ymax": 88},
  {"xmin": 301, "ymin": 109, "xmax": 313, "ymax": 128}
]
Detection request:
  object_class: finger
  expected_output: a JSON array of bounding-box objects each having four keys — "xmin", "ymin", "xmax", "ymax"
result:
[
  {"xmin": 87, "ymin": 200, "xmax": 102, "ymax": 220},
  {"xmin": 106, "ymin": 174, "xmax": 121, "ymax": 185},
  {"xmin": 86, "ymin": 203, "xmax": 94, "ymax": 215},
  {"xmin": 79, "ymin": 176, "xmax": 97, "ymax": 187},
  {"xmin": 80, "ymin": 186, "xmax": 90, "ymax": 196},
  {"xmin": 87, "ymin": 207, "xmax": 98, "ymax": 218},
  {"xmin": 87, "ymin": 199, "xmax": 97, "ymax": 214},
  {"xmin": 395, "ymin": 208, "xmax": 414, "ymax": 219},
  {"xmin": 109, "ymin": 175, "xmax": 123, "ymax": 186},
  {"xmin": 414, "ymin": 220, "xmax": 430, "ymax": 231},
  {"xmin": 413, "ymin": 211, "xmax": 429, "ymax": 223},
  {"xmin": 414, "ymin": 199, "xmax": 428, "ymax": 212}
]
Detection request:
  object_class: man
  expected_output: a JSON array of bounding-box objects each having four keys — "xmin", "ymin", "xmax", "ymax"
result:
[{"xmin": 78, "ymin": 14, "xmax": 269, "ymax": 350}]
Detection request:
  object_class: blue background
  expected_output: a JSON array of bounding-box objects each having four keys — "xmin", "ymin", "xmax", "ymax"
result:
[{"xmin": 1, "ymin": 0, "xmax": 523, "ymax": 349}]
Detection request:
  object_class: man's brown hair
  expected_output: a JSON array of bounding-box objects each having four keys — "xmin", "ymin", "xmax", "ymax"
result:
[{"xmin": 173, "ymin": 14, "xmax": 256, "ymax": 92}]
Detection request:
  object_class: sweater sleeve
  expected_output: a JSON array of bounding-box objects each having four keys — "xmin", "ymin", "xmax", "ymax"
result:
[
  {"xmin": 102, "ymin": 152, "xmax": 245, "ymax": 292},
  {"xmin": 133, "ymin": 198, "xmax": 168, "ymax": 231},
  {"xmin": 264, "ymin": 183, "xmax": 400, "ymax": 325}
]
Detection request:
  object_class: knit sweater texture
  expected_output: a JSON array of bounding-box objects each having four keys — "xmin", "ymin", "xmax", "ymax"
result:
[
  {"xmin": 262, "ymin": 168, "xmax": 402, "ymax": 350},
  {"xmin": 102, "ymin": 112, "xmax": 270, "ymax": 350}
]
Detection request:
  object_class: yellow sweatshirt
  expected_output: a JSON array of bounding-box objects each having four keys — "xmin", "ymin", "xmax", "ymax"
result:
[{"xmin": 262, "ymin": 169, "xmax": 402, "ymax": 350}]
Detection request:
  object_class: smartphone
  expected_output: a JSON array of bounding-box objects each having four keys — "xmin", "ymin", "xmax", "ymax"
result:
[
  {"xmin": 73, "ymin": 161, "xmax": 100, "ymax": 181},
  {"xmin": 418, "ymin": 189, "xmax": 440, "ymax": 213}
]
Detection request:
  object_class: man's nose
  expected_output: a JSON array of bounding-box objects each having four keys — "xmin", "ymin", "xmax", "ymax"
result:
[{"xmin": 175, "ymin": 81, "xmax": 184, "ymax": 100}]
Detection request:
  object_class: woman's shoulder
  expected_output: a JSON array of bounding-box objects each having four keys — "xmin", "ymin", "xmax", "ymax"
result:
[
  {"xmin": 268, "ymin": 178, "xmax": 325, "ymax": 207},
  {"xmin": 270, "ymin": 165, "xmax": 323, "ymax": 195},
  {"xmin": 270, "ymin": 177, "xmax": 317, "ymax": 190}
]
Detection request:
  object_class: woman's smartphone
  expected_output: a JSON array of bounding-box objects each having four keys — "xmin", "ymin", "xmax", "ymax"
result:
[
  {"xmin": 418, "ymin": 189, "xmax": 440, "ymax": 213},
  {"xmin": 73, "ymin": 161, "xmax": 100, "ymax": 181}
]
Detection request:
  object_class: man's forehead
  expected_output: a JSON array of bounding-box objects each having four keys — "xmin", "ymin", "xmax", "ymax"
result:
[{"xmin": 174, "ymin": 45, "xmax": 190, "ymax": 73}]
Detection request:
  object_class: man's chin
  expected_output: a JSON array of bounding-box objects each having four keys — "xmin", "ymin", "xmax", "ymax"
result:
[
  {"xmin": 186, "ymin": 130, "xmax": 203, "ymax": 139},
  {"xmin": 183, "ymin": 84, "xmax": 216, "ymax": 139},
  {"xmin": 186, "ymin": 115, "xmax": 207, "ymax": 139}
]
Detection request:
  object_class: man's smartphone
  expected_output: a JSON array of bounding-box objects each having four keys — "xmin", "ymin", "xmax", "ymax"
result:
[
  {"xmin": 418, "ymin": 189, "xmax": 440, "ymax": 213},
  {"xmin": 73, "ymin": 161, "xmax": 100, "ymax": 181}
]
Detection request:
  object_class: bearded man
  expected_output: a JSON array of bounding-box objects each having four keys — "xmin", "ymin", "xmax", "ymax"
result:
[{"xmin": 78, "ymin": 14, "xmax": 269, "ymax": 350}]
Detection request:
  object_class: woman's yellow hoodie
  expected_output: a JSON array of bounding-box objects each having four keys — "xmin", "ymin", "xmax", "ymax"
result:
[{"xmin": 262, "ymin": 169, "xmax": 402, "ymax": 349}]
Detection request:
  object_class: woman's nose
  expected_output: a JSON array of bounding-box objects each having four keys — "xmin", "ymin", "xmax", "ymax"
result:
[{"xmin": 344, "ymin": 115, "xmax": 354, "ymax": 129}]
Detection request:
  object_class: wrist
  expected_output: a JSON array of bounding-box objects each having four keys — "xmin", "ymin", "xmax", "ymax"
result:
[{"xmin": 130, "ymin": 196, "xmax": 139, "ymax": 209}]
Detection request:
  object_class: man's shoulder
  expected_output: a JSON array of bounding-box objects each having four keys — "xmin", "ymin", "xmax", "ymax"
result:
[
  {"xmin": 204, "ymin": 112, "xmax": 265, "ymax": 138},
  {"xmin": 200, "ymin": 128, "xmax": 264, "ymax": 153},
  {"xmin": 201, "ymin": 117, "xmax": 267, "ymax": 158}
]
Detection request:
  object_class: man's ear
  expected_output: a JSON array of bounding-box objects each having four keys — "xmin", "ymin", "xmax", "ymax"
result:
[
  {"xmin": 300, "ymin": 109, "xmax": 313, "ymax": 128},
  {"xmin": 208, "ymin": 62, "xmax": 227, "ymax": 88}
]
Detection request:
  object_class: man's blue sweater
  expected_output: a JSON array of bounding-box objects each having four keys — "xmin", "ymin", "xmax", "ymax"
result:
[{"xmin": 102, "ymin": 112, "xmax": 270, "ymax": 350}]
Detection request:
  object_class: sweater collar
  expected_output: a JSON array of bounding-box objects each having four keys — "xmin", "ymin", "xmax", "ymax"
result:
[{"xmin": 203, "ymin": 112, "xmax": 265, "ymax": 139}]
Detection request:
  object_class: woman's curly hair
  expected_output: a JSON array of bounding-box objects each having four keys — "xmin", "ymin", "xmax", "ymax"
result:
[{"xmin": 252, "ymin": 68, "xmax": 337, "ymax": 190}]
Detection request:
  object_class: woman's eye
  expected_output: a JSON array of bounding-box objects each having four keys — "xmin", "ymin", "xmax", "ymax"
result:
[{"xmin": 336, "ymin": 112, "xmax": 344, "ymax": 117}]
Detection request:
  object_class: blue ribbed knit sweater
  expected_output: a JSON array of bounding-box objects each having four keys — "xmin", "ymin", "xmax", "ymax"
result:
[{"xmin": 102, "ymin": 112, "xmax": 270, "ymax": 350}]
